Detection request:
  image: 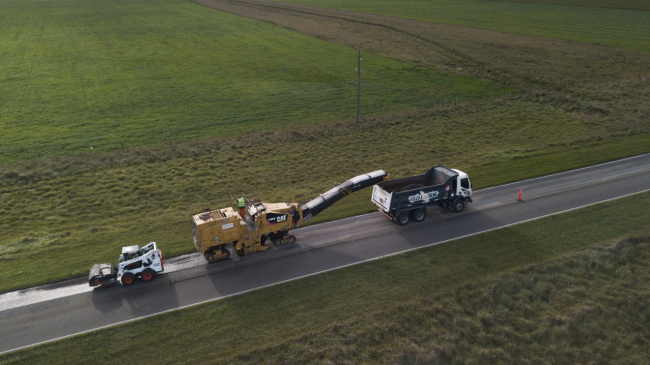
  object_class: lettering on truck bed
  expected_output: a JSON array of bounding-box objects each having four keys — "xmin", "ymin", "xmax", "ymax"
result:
[{"xmin": 408, "ymin": 191, "xmax": 439, "ymax": 203}]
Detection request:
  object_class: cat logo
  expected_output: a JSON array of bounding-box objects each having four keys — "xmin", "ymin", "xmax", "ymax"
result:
[{"xmin": 266, "ymin": 214, "xmax": 288, "ymax": 224}]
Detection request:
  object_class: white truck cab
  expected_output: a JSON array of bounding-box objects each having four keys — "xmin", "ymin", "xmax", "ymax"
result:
[{"xmin": 452, "ymin": 169, "xmax": 472, "ymax": 199}]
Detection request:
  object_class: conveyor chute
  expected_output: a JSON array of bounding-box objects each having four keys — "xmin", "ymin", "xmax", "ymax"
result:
[{"xmin": 301, "ymin": 170, "xmax": 388, "ymax": 222}]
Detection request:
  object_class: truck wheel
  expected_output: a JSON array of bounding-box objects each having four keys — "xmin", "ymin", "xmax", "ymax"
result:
[
  {"xmin": 141, "ymin": 269, "xmax": 156, "ymax": 282},
  {"xmin": 396, "ymin": 211, "xmax": 410, "ymax": 226},
  {"xmin": 410, "ymin": 208, "xmax": 426, "ymax": 223},
  {"xmin": 453, "ymin": 199, "xmax": 465, "ymax": 213},
  {"xmin": 121, "ymin": 273, "xmax": 135, "ymax": 286}
]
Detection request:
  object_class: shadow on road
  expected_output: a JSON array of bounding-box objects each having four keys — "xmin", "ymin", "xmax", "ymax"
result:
[{"xmin": 91, "ymin": 275, "xmax": 179, "ymax": 317}]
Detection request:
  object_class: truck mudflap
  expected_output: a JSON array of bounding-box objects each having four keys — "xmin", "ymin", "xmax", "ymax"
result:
[
  {"xmin": 377, "ymin": 208, "xmax": 393, "ymax": 221},
  {"xmin": 302, "ymin": 170, "xmax": 388, "ymax": 222},
  {"xmin": 88, "ymin": 263, "xmax": 117, "ymax": 287}
]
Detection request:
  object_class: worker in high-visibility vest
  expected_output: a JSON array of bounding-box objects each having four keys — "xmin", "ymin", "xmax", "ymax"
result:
[{"xmin": 237, "ymin": 195, "xmax": 246, "ymax": 218}]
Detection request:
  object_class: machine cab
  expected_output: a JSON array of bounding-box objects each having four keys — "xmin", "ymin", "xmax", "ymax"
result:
[
  {"xmin": 247, "ymin": 203, "xmax": 266, "ymax": 218},
  {"xmin": 119, "ymin": 245, "xmax": 143, "ymax": 263}
]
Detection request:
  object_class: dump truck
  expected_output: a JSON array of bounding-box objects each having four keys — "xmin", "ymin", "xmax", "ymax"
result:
[
  {"xmin": 192, "ymin": 170, "xmax": 388, "ymax": 263},
  {"xmin": 371, "ymin": 166, "xmax": 472, "ymax": 225},
  {"xmin": 88, "ymin": 242, "xmax": 164, "ymax": 287}
]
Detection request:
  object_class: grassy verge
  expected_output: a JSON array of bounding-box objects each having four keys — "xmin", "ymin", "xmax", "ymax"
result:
[
  {"xmin": 2, "ymin": 192, "xmax": 649, "ymax": 364},
  {"xmin": 0, "ymin": 0, "xmax": 505, "ymax": 163},
  {"xmin": 278, "ymin": 0, "xmax": 650, "ymax": 53}
]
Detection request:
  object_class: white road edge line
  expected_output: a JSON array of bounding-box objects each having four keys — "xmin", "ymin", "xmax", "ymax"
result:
[
  {"xmin": 2, "ymin": 187, "xmax": 650, "ymax": 356},
  {"xmin": 478, "ymin": 153, "xmax": 650, "ymax": 191}
]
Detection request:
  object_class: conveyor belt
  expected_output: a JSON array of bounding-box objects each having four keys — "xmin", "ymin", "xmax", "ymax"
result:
[{"xmin": 301, "ymin": 170, "xmax": 388, "ymax": 222}]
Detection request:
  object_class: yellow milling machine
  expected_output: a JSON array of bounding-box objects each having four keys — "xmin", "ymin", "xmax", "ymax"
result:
[{"xmin": 192, "ymin": 170, "xmax": 387, "ymax": 263}]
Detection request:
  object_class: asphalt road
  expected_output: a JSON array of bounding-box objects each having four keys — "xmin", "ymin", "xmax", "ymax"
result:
[{"xmin": 2, "ymin": 154, "xmax": 650, "ymax": 354}]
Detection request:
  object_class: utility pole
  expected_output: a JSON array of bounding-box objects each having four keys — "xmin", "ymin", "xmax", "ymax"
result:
[{"xmin": 356, "ymin": 49, "xmax": 362, "ymax": 123}]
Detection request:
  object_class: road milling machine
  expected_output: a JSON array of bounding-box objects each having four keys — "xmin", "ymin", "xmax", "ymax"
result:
[{"xmin": 192, "ymin": 170, "xmax": 388, "ymax": 263}]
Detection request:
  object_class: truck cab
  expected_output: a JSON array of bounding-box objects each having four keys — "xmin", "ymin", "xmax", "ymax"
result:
[{"xmin": 451, "ymin": 169, "xmax": 472, "ymax": 199}]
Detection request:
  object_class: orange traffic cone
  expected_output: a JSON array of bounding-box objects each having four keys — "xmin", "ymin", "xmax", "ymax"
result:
[{"xmin": 517, "ymin": 187, "xmax": 522, "ymax": 201}]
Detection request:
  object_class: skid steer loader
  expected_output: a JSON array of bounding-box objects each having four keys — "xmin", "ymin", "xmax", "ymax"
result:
[{"xmin": 88, "ymin": 242, "xmax": 164, "ymax": 287}]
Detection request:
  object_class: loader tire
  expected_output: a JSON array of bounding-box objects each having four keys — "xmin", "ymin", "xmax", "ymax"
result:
[
  {"xmin": 141, "ymin": 269, "xmax": 155, "ymax": 282},
  {"xmin": 410, "ymin": 208, "xmax": 426, "ymax": 223},
  {"xmin": 396, "ymin": 211, "xmax": 410, "ymax": 226},
  {"xmin": 121, "ymin": 273, "xmax": 135, "ymax": 286},
  {"xmin": 452, "ymin": 199, "xmax": 465, "ymax": 213}
]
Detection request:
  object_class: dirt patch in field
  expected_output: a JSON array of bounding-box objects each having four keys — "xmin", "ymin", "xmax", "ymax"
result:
[{"xmin": 192, "ymin": 0, "xmax": 650, "ymax": 131}]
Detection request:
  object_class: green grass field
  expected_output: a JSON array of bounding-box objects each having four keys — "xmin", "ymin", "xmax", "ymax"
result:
[
  {"xmin": 2, "ymin": 192, "xmax": 649, "ymax": 364},
  {"xmin": 279, "ymin": 0, "xmax": 650, "ymax": 53},
  {"xmin": 490, "ymin": 0, "xmax": 650, "ymax": 11},
  {"xmin": 0, "ymin": 0, "xmax": 506, "ymax": 163}
]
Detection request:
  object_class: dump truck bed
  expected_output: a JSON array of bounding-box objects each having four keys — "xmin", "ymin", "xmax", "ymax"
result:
[{"xmin": 372, "ymin": 166, "xmax": 457, "ymax": 213}]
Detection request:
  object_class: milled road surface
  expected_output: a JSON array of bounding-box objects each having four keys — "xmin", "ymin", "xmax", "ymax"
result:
[{"xmin": 1, "ymin": 154, "xmax": 649, "ymax": 354}]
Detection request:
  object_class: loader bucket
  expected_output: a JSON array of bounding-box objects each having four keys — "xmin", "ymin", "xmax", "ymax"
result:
[{"xmin": 88, "ymin": 263, "xmax": 117, "ymax": 287}]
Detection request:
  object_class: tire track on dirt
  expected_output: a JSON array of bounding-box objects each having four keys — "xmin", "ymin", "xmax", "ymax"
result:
[{"xmin": 191, "ymin": 0, "xmax": 476, "ymax": 68}]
